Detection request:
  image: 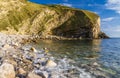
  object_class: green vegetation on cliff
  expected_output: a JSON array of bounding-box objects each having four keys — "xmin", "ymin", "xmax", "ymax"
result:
[{"xmin": 0, "ymin": 0, "xmax": 107, "ymax": 39}]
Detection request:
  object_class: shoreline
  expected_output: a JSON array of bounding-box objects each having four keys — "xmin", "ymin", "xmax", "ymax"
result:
[
  {"xmin": 0, "ymin": 33, "xmax": 110, "ymax": 78},
  {"xmin": 29, "ymin": 35, "xmax": 109, "ymax": 42}
]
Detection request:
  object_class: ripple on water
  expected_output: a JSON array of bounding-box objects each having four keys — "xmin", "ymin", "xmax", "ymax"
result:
[{"xmin": 28, "ymin": 40, "xmax": 120, "ymax": 78}]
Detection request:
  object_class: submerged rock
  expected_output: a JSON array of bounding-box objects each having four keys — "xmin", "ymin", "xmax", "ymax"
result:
[{"xmin": 0, "ymin": 63, "xmax": 15, "ymax": 78}]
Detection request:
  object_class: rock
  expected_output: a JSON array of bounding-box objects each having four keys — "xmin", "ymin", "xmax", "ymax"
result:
[
  {"xmin": 12, "ymin": 55, "xmax": 18, "ymax": 58},
  {"xmin": 16, "ymin": 74, "xmax": 26, "ymax": 78},
  {"xmin": 2, "ymin": 44, "xmax": 11, "ymax": 49},
  {"xmin": 18, "ymin": 68, "xmax": 26, "ymax": 74},
  {"xmin": 43, "ymin": 48, "xmax": 49, "ymax": 53},
  {"xmin": 45, "ymin": 49, "xmax": 49, "ymax": 53},
  {"xmin": 35, "ymin": 71, "xmax": 46, "ymax": 78},
  {"xmin": 96, "ymin": 75, "xmax": 106, "ymax": 78},
  {"xmin": 4, "ymin": 59, "xmax": 17, "ymax": 67},
  {"xmin": 93, "ymin": 62, "xmax": 100, "ymax": 66},
  {"xmin": 13, "ymin": 43, "xmax": 19, "ymax": 47},
  {"xmin": 46, "ymin": 60, "xmax": 57, "ymax": 67},
  {"xmin": 99, "ymin": 32, "xmax": 109, "ymax": 39},
  {"xmin": 0, "ymin": 63, "xmax": 15, "ymax": 78},
  {"xmin": 42, "ymin": 71, "xmax": 49, "ymax": 78},
  {"xmin": 17, "ymin": 68, "xmax": 26, "ymax": 78},
  {"xmin": 30, "ymin": 47, "xmax": 37, "ymax": 52},
  {"xmin": 27, "ymin": 72, "xmax": 42, "ymax": 78}
]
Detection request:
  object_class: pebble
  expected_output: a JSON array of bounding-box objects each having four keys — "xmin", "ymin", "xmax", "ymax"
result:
[
  {"xmin": 2, "ymin": 44, "xmax": 11, "ymax": 49},
  {"xmin": 93, "ymin": 62, "xmax": 100, "ymax": 66},
  {"xmin": 30, "ymin": 47, "xmax": 37, "ymax": 52},
  {"xmin": 13, "ymin": 43, "xmax": 19, "ymax": 47},
  {"xmin": 18, "ymin": 68, "xmax": 26, "ymax": 74},
  {"xmin": 4, "ymin": 59, "xmax": 17, "ymax": 67},
  {"xmin": 46, "ymin": 60, "xmax": 57, "ymax": 67},
  {"xmin": 27, "ymin": 72, "xmax": 42, "ymax": 78}
]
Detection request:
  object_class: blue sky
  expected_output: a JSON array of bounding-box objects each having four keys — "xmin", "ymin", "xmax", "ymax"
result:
[{"xmin": 29, "ymin": 0, "xmax": 120, "ymax": 37}]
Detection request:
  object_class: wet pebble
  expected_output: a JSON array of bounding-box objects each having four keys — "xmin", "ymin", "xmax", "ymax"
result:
[
  {"xmin": 46, "ymin": 60, "xmax": 57, "ymax": 68},
  {"xmin": 27, "ymin": 72, "xmax": 42, "ymax": 78}
]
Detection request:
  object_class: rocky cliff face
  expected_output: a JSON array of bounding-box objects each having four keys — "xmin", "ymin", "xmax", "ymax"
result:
[{"xmin": 0, "ymin": 0, "xmax": 108, "ymax": 39}]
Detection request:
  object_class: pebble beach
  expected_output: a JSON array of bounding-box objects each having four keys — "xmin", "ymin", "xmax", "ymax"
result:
[{"xmin": 0, "ymin": 33, "xmax": 110, "ymax": 78}]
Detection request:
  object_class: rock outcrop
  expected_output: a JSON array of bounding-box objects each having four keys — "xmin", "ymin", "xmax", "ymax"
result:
[
  {"xmin": 0, "ymin": 0, "xmax": 108, "ymax": 39},
  {"xmin": 99, "ymin": 32, "xmax": 109, "ymax": 38}
]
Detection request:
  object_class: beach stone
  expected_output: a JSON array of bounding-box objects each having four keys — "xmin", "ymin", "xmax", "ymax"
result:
[
  {"xmin": 42, "ymin": 71, "xmax": 49, "ymax": 78},
  {"xmin": 96, "ymin": 75, "xmax": 106, "ymax": 78},
  {"xmin": 43, "ymin": 48, "xmax": 49, "ymax": 53},
  {"xmin": 18, "ymin": 68, "xmax": 26, "ymax": 74},
  {"xmin": 30, "ymin": 47, "xmax": 37, "ymax": 52},
  {"xmin": 4, "ymin": 59, "xmax": 17, "ymax": 67},
  {"xmin": 46, "ymin": 60, "xmax": 57, "ymax": 67},
  {"xmin": 27, "ymin": 72, "xmax": 42, "ymax": 78},
  {"xmin": 13, "ymin": 43, "xmax": 19, "ymax": 48},
  {"xmin": 12, "ymin": 55, "xmax": 18, "ymax": 58},
  {"xmin": 93, "ymin": 62, "xmax": 99, "ymax": 66},
  {"xmin": 0, "ymin": 63, "xmax": 15, "ymax": 78},
  {"xmin": 41, "ymin": 58, "xmax": 46, "ymax": 61},
  {"xmin": 17, "ymin": 74, "xmax": 26, "ymax": 78},
  {"xmin": 14, "ymin": 43, "xmax": 19, "ymax": 46},
  {"xmin": 2, "ymin": 44, "xmax": 11, "ymax": 48}
]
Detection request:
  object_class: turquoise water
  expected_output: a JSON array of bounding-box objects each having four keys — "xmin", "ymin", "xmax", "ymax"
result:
[{"xmin": 32, "ymin": 39, "xmax": 120, "ymax": 78}]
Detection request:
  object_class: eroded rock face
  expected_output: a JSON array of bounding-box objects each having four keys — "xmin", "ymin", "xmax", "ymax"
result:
[{"xmin": 0, "ymin": 0, "xmax": 108, "ymax": 39}]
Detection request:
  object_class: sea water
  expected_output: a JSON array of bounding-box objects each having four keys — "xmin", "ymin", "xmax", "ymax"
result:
[{"xmin": 31, "ymin": 39, "xmax": 120, "ymax": 78}]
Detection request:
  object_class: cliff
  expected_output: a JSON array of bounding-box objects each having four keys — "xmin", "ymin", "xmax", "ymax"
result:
[{"xmin": 0, "ymin": 0, "xmax": 108, "ymax": 39}]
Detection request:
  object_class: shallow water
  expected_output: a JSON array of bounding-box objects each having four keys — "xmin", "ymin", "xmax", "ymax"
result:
[
  {"xmin": 100, "ymin": 38, "xmax": 120, "ymax": 77},
  {"xmin": 31, "ymin": 38, "xmax": 120, "ymax": 78}
]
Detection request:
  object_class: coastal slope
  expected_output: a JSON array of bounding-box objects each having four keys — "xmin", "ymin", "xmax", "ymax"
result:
[{"xmin": 0, "ymin": 0, "xmax": 108, "ymax": 39}]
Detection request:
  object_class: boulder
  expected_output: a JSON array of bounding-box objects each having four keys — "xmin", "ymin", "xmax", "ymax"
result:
[{"xmin": 0, "ymin": 63, "xmax": 15, "ymax": 78}]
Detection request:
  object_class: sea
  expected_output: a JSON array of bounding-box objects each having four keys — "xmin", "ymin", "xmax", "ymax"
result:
[{"xmin": 31, "ymin": 38, "xmax": 120, "ymax": 78}]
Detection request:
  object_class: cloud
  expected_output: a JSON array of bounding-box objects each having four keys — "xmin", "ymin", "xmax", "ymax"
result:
[
  {"xmin": 60, "ymin": 3, "xmax": 73, "ymax": 7},
  {"xmin": 88, "ymin": 4, "xmax": 103, "ymax": 7},
  {"xmin": 106, "ymin": 0, "xmax": 120, "ymax": 14},
  {"xmin": 103, "ymin": 25, "xmax": 120, "ymax": 33},
  {"xmin": 102, "ymin": 25, "xmax": 120, "ymax": 37},
  {"xmin": 94, "ymin": 11, "xmax": 99, "ymax": 14},
  {"xmin": 104, "ymin": 27, "xmax": 120, "ymax": 32},
  {"xmin": 102, "ymin": 17, "xmax": 115, "ymax": 22}
]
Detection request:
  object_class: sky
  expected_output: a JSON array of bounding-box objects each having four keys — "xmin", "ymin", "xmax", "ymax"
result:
[{"xmin": 29, "ymin": 0, "xmax": 120, "ymax": 37}]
